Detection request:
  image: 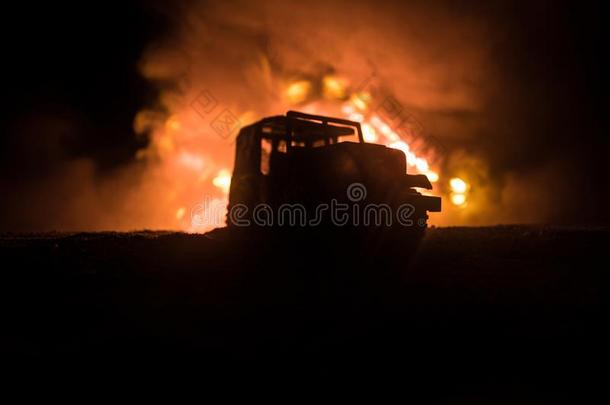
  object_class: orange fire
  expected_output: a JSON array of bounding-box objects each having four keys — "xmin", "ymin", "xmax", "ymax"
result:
[
  {"xmin": 212, "ymin": 169, "xmax": 232, "ymax": 194},
  {"xmin": 449, "ymin": 177, "xmax": 469, "ymax": 207},
  {"xmin": 137, "ymin": 72, "xmax": 471, "ymax": 232}
]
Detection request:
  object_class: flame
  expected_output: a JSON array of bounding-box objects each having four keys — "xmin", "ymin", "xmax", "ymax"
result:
[
  {"xmin": 134, "ymin": 73, "xmax": 458, "ymax": 232},
  {"xmin": 362, "ymin": 112, "xmax": 437, "ymax": 181},
  {"xmin": 178, "ymin": 151, "xmax": 205, "ymax": 171},
  {"xmin": 427, "ymin": 171, "xmax": 439, "ymax": 183},
  {"xmin": 450, "ymin": 193, "xmax": 466, "ymax": 206},
  {"xmin": 361, "ymin": 123, "xmax": 378, "ymax": 143},
  {"xmin": 449, "ymin": 177, "xmax": 468, "ymax": 193},
  {"xmin": 449, "ymin": 177, "xmax": 469, "ymax": 206},
  {"xmin": 322, "ymin": 75, "xmax": 347, "ymax": 100},
  {"xmin": 165, "ymin": 115, "xmax": 182, "ymax": 132},
  {"xmin": 350, "ymin": 92, "xmax": 370, "ymax": 111},
  {"xmin": 212, "ymin": 169, "xmax": 232, "ymax": 195},
  {"xmin": 285, "ymin": 80, "xmax": 311, "ymax": 104},
  {"xmin": 388, "ymin": 140, "xmax": 409, "ymax": 155}
]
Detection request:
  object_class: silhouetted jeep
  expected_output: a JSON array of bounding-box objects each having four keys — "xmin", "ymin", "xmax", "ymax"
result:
[{"xmin": 226, "ymin": 111, "xmax": 440, "ymax": 248}]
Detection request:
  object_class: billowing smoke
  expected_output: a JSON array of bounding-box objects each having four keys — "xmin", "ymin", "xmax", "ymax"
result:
[
  {"xmin": 1, "ymin": 0, "xmax": 601, "ymax": 231},
  {"xmin": 133, "ymin": 0, "xmax": 571, "ymax": 228}
]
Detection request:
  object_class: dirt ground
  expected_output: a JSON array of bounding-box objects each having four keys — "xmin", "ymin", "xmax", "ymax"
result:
[{"xmin": 1, "ymin": 226, "xmax": 607, "ymax": 400}]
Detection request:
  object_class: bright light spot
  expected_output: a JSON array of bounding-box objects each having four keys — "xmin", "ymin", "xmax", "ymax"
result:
[
  {"xmin": 175, "ymin": 207, "xmax": 186, "ymax": 220},
  {"xmin": 348, "ymin": 112, "xmax": 364, "ymax": 122},
  {"xmin": 362, "ymin": 123, "xmax": 378, "ymax": 143},
  {"xmin": 212, "ymin": 169, "xmax": 232, "ymax": 194},
  {"xmin": 450, "ymin": 177, "xmax": 468, "ymax": 194},
  {"xmin": 427, "ymin": 171, "xmax": 439, "ymax": 183},
  {"xmin": 389, "ymin": 141, "xmax": 409, "ymax": 155},
  {"xmin": 415, "ymin": 158, "xmax": 429, "ymax": 173},
  {"xmin": 322, "ymin": 76, "xmax": 346, "ymax": 99},
  {"xmin": 450, "ymin": 193, "xmax": 467, "ymax": 206},
  {"xmin": 350, "ymin": 92, "xmax": 370, "ymax": 111},
  {"xmin": 380, "ymin": 124, "xmax": 392, "ymax": 136},
  {"xmin": 286, "ymin": 80, "xmax": 311, "ymax": 104},
  {"xmin": 178, "ymin": 151, "xmax": 205, "ymax": 171},
  {"xmin": 370, "ymin": 115, "xmax": 399, "ymax": 142},
  {"xmin": 341, "ymin": 104, "xmax": 355, "ymax": 115},
  {"xmin": 406, "ymin": 151, "xmax": 416, "ymax": 166}
]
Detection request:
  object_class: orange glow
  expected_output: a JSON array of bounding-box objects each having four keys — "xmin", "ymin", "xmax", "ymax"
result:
[
  {"xmin": 427, "ymin": 171, "xmax": 439, "ymax": 183},
  {"xmin": 189, "ymin": 198, "xmax": 227, "ymax": 232},
  {"xmin": 449, "ymin": 177, "xmax": 469, "ymax": 206},
  {"xmin": 450, "ymin": 193, "xmax": 467, "ymax": 206},
  {"xmin": 380, "ymin": 122, "xmax": 437, "ymax": 181},
  {"xmin": 362, "ymin": 123, "xmax": 378, "ymax": 143},
  {"xmin": 415, "ymin": 158, "xmax": 429, "ymax": 173},
  {"xmin": 450, "ymin": 177, "xmax": 468, "ymax": 194},
  {"xmin": 134, "ymin": 72, "xmax": 452, "ymax": 232},
  {"xmin": 285, "ymin": 80, "xmax": 311, "ymax": 104},
  {"xmin": 322, "ymin": 76, "xmax": 347, "ymax": 100},
  {"xmin": 212, "ymin": 169, "xmax": 231, "ymax": 195},
  {"xmin": 165, "ymin": 116, "xmax": 182, "ymax": 131},
  {"xmin": 389, "ymin": 140, "xmax": 409, "ymax": 155},
  {"xmin": 350, "ymin": 92, "xmax": 370, "ymax": 111},
  {"xmin": 178, "ymin": 151, "xmax": 205, "ymax": 171}
]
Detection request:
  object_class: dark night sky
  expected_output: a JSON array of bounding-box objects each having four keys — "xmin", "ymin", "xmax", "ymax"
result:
[
  {"xmin": 0, "ymin": 1, "xmax": 167, "ymax": 173},
  {"xmin": 0, "ymin": 0, "xmax": 608, "ymax": 227}
]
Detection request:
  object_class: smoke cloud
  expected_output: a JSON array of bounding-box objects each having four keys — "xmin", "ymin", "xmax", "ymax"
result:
[{"xmin": 1, "ymin": 0, "xmax": 604, "ymax": 231}]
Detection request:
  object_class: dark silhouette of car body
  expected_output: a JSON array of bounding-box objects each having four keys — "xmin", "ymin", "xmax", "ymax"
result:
[{"xmin": 226, "ymin": 111, "xmax": 440, "ymax": 261}]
